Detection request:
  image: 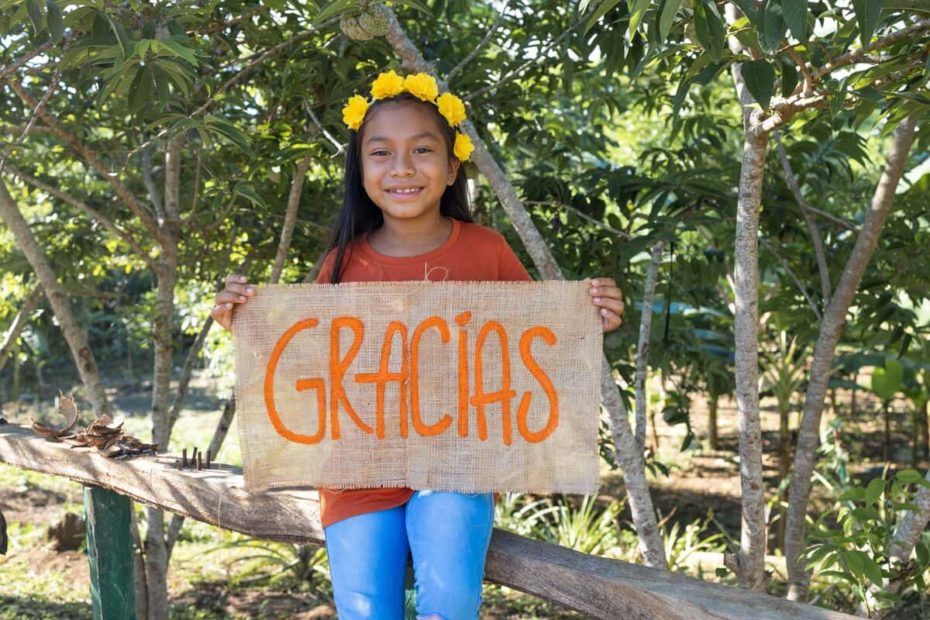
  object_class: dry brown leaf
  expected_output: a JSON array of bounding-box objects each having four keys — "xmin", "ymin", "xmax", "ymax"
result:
[{"xmin": 29, "ymin": 391, "xmax": 81, "ymax": 440}]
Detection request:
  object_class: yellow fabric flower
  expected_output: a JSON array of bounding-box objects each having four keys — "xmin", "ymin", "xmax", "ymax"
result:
[
  {"xmin": 342, "ymin": 95, "xmax": 369, "ymax": 130},
  {"xmin": 453, "ymin": 132, "xmax": 474, "ymax": 161},
  {"xmin": 404, "ymin": 72, "xmax": 439, "ymax": 102},
  {"xmin": 436, "ymin": 92, "xmax": 466, "ymax": 127},
  {"xmin": 370, "ymin": 70, "xmax": 405, "ymax": 100}
]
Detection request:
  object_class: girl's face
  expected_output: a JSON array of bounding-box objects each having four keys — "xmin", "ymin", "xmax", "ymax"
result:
[{"xmin": 359, "ymin": 101, "xmax": 461, "ymax": 226}]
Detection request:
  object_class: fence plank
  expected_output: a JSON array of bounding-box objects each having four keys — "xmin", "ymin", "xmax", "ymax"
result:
[
  {"xmin": 0, "ymin": 424, "xmax": 853, "ymax": 619},
  {"xmin": 84, "ymin": 486, "xmax": 136, "ymax": 619}
]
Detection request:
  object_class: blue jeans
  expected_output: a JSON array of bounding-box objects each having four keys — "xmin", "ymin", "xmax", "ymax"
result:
[{"xmin": 324, "ymin": 491, "xmax": 495, "ymax": 620}]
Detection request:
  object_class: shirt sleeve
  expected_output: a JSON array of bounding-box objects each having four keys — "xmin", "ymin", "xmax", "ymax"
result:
[
  {"xmin": 315, "ymin": 249, "xmax": 335, "ymax": 283},
  {"xmin": 497, "ymin": 236, "xmax": 532, "ymax": 281}
]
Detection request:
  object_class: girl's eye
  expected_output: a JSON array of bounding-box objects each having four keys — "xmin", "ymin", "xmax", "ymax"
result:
[
  {"xmin": 414, "ymin": 147, "xmax": 432, "ymax": 154},
  {"xmin": 371, "ymin": 150, "xmax": 389, "ymax": 157}
]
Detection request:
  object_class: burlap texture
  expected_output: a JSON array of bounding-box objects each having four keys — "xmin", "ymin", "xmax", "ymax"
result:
[{"xmin": 233, "ymin": 281, "xmax": 601, "ymax": 494}]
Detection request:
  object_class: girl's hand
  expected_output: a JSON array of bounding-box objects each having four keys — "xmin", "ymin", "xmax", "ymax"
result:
[
  {"xmin": 587, "ymin": 277, "xmax": 624, "ymax": 333},
  {"xmin": 211, "ymin": 274, "xmax": 256, "ymax": 331}
]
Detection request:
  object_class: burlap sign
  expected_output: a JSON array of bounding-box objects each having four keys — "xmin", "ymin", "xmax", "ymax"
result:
[{"xmin": 233, "ymin": 281, "xmax": 602, "ymax": 494}]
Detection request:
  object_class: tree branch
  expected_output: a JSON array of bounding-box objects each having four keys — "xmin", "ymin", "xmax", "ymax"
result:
[
  {"xmin": 0, "ymin": 39, "xmax": 56, "ymax": 84},
  {"xmin": 774, "ymin": 131, "xmax": 831, "ymax": 306},
  {"xmin": 5, "ymin": 165, "xmax": 156, "ymax": 270},
  {"xmin": 0, "ymin": 180, "xmax": 112, "ymax": 417},
  {"xmin": 446, "ymin": 0, "xmax": 512, "ymax": 83},
  {"xmin": 812, "ymin": 19, "xmax": 930, "ymax": 83},
  {"xmin": 270, "ymin": 156, "xmax": 312, "ymax": 284},
  {"xmin": 634, "ymin": 242, "xmax": 664, "ymax": 452},
  {"xmin": 523, "ymin": 200, "xmax": 632, "ymax": 239},
  {"xmin": 0, "ymin": 285, "xmax": 42, "ymax": 372},
  {"xmin": 785, "ymin": 117, "xmax": 918, "ymax": 601},
  {"xmin": 759, "ymin": 238, "xmax": 822, "ymax": 321},
  {"xmin": 142, "ymin": 142, "xmax": 166, "ymax": 223},
  {"xmin": 9, "ymin": 81, "xmax": 162, "ymax": 240},
  {"xmin": 122, "ymin": 20, "xmax": 338, "ymax": 165},
  {"xmin": 463, "ymin": 17, "xmax": 584, "ymax": 102},
  {"xmin": 0, "ymin": 69, "xmax": 60, "ymax": 175}
]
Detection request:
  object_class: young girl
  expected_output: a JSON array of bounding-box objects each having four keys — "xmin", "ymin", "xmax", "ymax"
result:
[{"xmin": 211, "ymin": 70, "xmax": 625, "ymax": 620}]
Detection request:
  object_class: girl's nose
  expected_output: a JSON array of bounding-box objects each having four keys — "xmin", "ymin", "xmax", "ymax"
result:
[{"xmin": 391, "ymin": 153, "xmax": 415, "ymax": 177}]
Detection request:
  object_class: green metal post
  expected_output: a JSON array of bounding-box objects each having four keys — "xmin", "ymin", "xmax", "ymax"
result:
[{"xmin": 84, "ymin": 486, "xmax": 136, "ymax": 620}]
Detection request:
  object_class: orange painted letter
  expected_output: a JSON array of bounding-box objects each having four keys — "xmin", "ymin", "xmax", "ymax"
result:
[
  {"xmin": 355, "ymin": 321, "xmax": 409, "ymax": 439},
  {"xmin": 410, "ymin": 316, "xmax": 453, "ymax": 437},
  {"xmin": 330, "ymin": 316, "xmax": 373, "ymax": 438},
  {"xmin": 455, "ymin": 311, "xmax": 471, "ymax": 437},
  {"xmin": 470, "ymin": 320, "xmax": 516, "ymax": 445},
  {"xmin": 264, "ymin": 319, "xmax": 327, "ymax": 444},
  {"xmin": 516, "ymin": 327, "xmax": 559, "ymax": 443}
]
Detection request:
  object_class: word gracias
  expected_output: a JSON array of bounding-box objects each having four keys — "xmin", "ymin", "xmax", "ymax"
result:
[{"xmin": 263, "ymin": 311, "xmax": 560, "ymax": 446}]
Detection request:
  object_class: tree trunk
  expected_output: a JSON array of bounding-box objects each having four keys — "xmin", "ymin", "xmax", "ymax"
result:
[
  {"xmin": 166, "ymin": 398, "xmax": 236, "ymax": 552},
  {"xmin": 0, "ymin": 180, "xmax": 112, "ymax": 417},
  {"xmin": 381, "ymin": 7, "xmax": 667, "ymax": 567},
  {"xmin": 709, "ymin": 394, "xmax": 719, "ymax": 451},
  {"xmin": 729, "ymin": 122, "xmax": 769, "ymax": 591},
  {"xmin": 724, "ymin": 4, "xmax": 769, "ymax": 590},
  {"xmin": 635, "ymin": 242, "xmax": 663, "ymax": 452},
  {"xmin": 0, "ymin": 285, "xmax": 42, "ymax": 372},
  {"xmin": 144, "ymin": 135, "xmax": 184, "ymax": 620},
  {"xmin": 777, "ymin": 404, "xmax": 791, "ymax": 552},
  {"xmin": 12, "ymin": 340, "xmax": 20, "ymax": 406},
  {"xmin": 920, "ymin": 399, "xmax": 930, "ymax": 459},
  {"xmin": 269, "ymin": 156, "xmax": 311, "ymax": 284},
  {"xmin": 784, "ymin": 117, "xmax": 917, "ymax": 601},
  {"xmin": 883, "ymin": 402, "xmax": 891, "ymax": 463},
  {"xmin": 601, "ymin": 364, "xmax": 667, "ymax": 567}
]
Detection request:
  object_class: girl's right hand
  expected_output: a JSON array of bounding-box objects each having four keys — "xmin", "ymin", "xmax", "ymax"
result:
[{"xmin": 211, "ymin": 274, "xmax": 256, "ymax": 331}]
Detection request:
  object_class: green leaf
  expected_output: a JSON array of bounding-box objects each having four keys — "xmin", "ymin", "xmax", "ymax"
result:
[
  {"xmin": 393, "ymin": 0, "xmax": 431, "ymax": 14},
  {"xmin": 851, "ymin": 506, "xmax": 881, "ymax": 521},
  {"xmin": 657, "ymin": 0, "xmax": 682, "ymax": 43},
  {"xmin": 780, "ymin": 56, "xmax": 798, "ymax": 96},
  {"xmin": 26, "ymin": 0, "xmax": 42, "ymax": 35},
  {"xmin": 782, "ymin": 0, "xmax": 808, "ymax": 41},
  {"xmin": 161, "ymin": 37, "xmax": 199, "ymax": 66},
  {"xmin": 584, "ymin": 0, "xmax": 621, "ymax": 35},
  {"xmin": 730, "ymin": 0, "xmax": 758, "ymax": 23},
  {"xmin": 701, "ymin": 0, "xmax": 726, "ymax": 61},
  {"xmin": 46, "ymin": 0, "xmax": 63, "ymax": 41},
  {"xmin": 859, "ymin": 552, "xmax": 884, "ymax": 586},
  {"xmin": 315, "ymin": 0, "xmax": 354, "ymax": 23},
  {"xmin": 233, "ymin": 185, "xmax": 267, "ymax": 209},
  {"xmin": 865, "ymin": 477, "xmax": 885, "ymax": 505},
  {"xmin": 628, "ymin": 0, "xmax": 650, "ymax": 35},
  {"xmin": 741, "ymin": 59, "xmax": 775, "ymax": 109},
  {"xmin": 895, "ymin": 468, "xmax": 923, "ymax": 483},
  {"xmin": 759, "ymin": 0, "xmax": 787, "ymax": 53},
  {"xmin": 852, "ymin": 0, "xmax": 884, "ymax": 47},
  {"xmin": 128, "ymin": 66, "xmax": 153, "ymax": 115},
  {"xmin": 844, "ymin": 548, "xmax": 864, "ymax": 579}
]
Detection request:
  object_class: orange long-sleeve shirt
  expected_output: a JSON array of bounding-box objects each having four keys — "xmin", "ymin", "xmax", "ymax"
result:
[{"xmin": 315, "ymin": 217, "xmax": 531, "ymax": 527}]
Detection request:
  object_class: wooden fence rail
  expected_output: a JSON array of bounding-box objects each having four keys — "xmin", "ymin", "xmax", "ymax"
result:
[{"xmin": 0, "ymin": 424, "xmax": 853, "ymax": 619}]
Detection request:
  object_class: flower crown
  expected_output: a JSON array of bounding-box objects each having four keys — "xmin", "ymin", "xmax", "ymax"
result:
[{"xmin": 342, "ymin": 70, "xmax": 475, "ymax": 162}]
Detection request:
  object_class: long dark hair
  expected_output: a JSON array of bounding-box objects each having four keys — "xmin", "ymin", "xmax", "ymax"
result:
[{"xmin": 327, "ymin": 93, "xmax": 473, "ymax": 283}]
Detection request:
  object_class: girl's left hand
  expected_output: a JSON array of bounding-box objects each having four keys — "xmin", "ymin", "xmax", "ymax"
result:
[{"xmin": 587, "ymin": 277, "xmax": 625, "ymax": 332}]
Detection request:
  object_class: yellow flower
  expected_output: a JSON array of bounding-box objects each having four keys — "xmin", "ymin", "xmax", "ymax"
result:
[
  {"xmin": 453, "ymin": 132, "xmax": 474, "ymax": 161},
  {"xmin": 370, "ymin": 70, "xmax": 405, "ymax": 100},
  {"xmin": 404, "ymin": 72, "xmax": 439, "ymax": 102},
  {"xmin": 342, "ymin": 95, "xmax": 369, "ymax": 130},
  {"xmin": 436, "ymin": 92, "xmax": 466, "ymax": 127}
]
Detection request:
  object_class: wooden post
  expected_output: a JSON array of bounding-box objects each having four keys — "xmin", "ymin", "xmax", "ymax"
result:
[{"xmin": 84, "ymin": 486, "xmax": 136, "ymax": 620}]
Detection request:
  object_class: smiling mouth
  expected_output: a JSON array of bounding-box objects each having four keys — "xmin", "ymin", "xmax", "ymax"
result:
[{"xmin": 387, "ymin": 187, "xmax": 423, "ymax": 195}]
